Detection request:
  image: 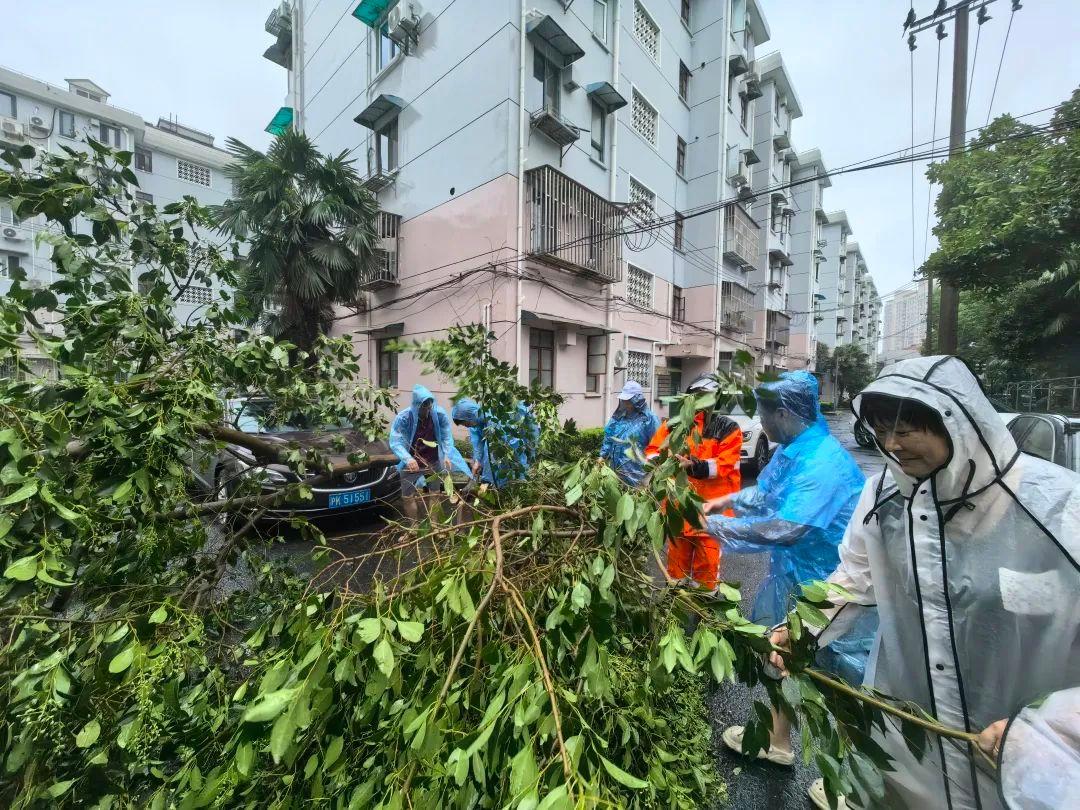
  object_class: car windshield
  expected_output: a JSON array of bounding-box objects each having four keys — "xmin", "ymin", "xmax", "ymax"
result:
[{"xmin": 228, "ymin": 399, "xmax": 350, "ymax": 434}]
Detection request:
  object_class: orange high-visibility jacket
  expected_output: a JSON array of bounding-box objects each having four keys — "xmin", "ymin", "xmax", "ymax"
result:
[{"xmin": 646, "ymin": 412, "xmax": 742, "ymax": 537}]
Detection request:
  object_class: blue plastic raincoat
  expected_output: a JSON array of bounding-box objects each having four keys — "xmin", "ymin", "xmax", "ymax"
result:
[
  {"xmin": 706, "ymin": 372, "xmax": 866, "ymax": 630},
  {"xmin": 600, "ymin": 382, "xmax": 661, "ymax": 487},
  {"xmin": 389, "ymin": 385, "xmax": 471, "ymax": 479},
  {"xmin": 450, "ymin": 398, "xmax": 539, "ymax": 487}
]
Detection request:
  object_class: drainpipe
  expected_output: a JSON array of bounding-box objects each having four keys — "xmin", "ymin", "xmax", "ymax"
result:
[
  {"xmin": 604, "ymin": 0, "xmax": 621, "ymax": 418},
  {"xmin": 714, "ymin": 1, "xmax": 732, "ymax": 373},
  {"xmin": 514, "ymin": 0, "xmax": 528, "ymax": 385}
]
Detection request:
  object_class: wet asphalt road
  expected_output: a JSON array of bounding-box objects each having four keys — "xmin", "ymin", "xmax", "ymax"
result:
[{"xmin": 263, "ymin": 413, "xmax": 883, "ymax": 809}]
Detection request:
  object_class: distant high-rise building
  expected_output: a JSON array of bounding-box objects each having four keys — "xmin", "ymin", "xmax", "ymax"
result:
[{"xmin": 882, "ymin": 280, "xmax": 928, "ymax": 363}]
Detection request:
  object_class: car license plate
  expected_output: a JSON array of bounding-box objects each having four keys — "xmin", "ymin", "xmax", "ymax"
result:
[{"xmin": 328, "ymin": 489, "xmax": 372, "ymax": 509}]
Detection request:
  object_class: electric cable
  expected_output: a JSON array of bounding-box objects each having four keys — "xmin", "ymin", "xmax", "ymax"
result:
[{"xmin": 985, "ymin": 2, "xmax": 1017, "ymax": 125}]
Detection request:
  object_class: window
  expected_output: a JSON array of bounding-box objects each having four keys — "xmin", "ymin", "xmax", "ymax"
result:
[
  {"xmin": 678, "ymin": 61, "xmax": 691, "ymax": 102},
  {"xmin": 534, "ymin": 50, "xmax": 561, "ymax": 114},
  {"xmin": 681, "ymin": 0, "xmax": 692, "ymax": 27},
  {"xmin": 1, "ymin": 254, "xmax": 20, "ymax": 279},
  {"xmin": 58, "ymin": 110, "xmax": 76, "ymax": 138},
  {"xmin": 377, "ymin": 23, "xmax": 400, "ymax": 71},
  {"xmin": 134, "ymin": 148, "xmax": 152, "ymax": 172},
  {"xmin": 586, "ymin": 334, "xmax": 606, "ymax": 393},
  {"xmin": 631, "ymin": 89, "xmax": 657, "ymax": 145},
  {"xmin": 727, "ymin": 72, "xmax": 737, "ymax": 108},
  {"xmin": 177, "ymin": 159, "xmax": 212, "ymax": 187},
  {"xmin": 739, "ymin": 92, "xmax": 750, "ymax": 130},
  {"xmin": 177, "ymin": 285, "xmax": 213, "ymax": 306},
  {"xmin": 676, "ymin": 136, "xmax": 686, "ymax": 176},
  {"xmin": 377, "ymin": 338, "xmax": 398, "ymax": 389},
  {"xmin": 375, "ymin": 118, "xmax": 398, "ymax": 173},
  {"xmin": 529, "ymin": 328, "xmax": 554, "ymax": 388},
  {"xmin": 672, "ymin": 285, "xmax": 686, "ymax": 321},
  {"xmin": 0, "ymin": 91, "xmax": 14, "ymax": 118},
  {"xmin": 593, "ymin": 0, "xmax": 609, "ymax": 43},
  {"xmin": 590, "ymin": 101, "xmax": 606, "ymax": 162},
  {"xmin": 75, "ymin": 88, "xmax": 103, "ymax": 102},
  {"xmin": 99, "ymin": 123, "xmax": 121, "ymax": 148},
  {"xmin": 628, "ymin": 177, "xmax": 655, "ymax": 213},
  {"xmin": 135, "ymin": 191, "xmax": 153, "ymax": 204},
  {"xmin": 770, "ymin": 197, "xmax": 783, "ymax": 233},
  {"xmin": 1011, "ymin": 417, "xmax": 1056, "ymax": 463},
  {"xmin": 627, "ymin": 265, "xmax": 653, "ymax": 309},
  {"xmin": 626, "ymin": 350, "xmax": 652, "ymax": 388},
  {"xmin": 633, "ymin": 2, "xmax": 660, "ymax": 63},
  {"xmin": 673, "ymin": 213, "xmax": 685, "ymax": 252},
  {"xmin": 0, "ymin": 206, "xmax": 17, "ymax": 226}
]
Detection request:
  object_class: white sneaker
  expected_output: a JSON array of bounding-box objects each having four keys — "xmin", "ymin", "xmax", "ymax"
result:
[
  {"xmin": 721, "ymin": 725, "xmax": 795, "ymax": 766},
  {"xmin": 808, "ymin": 778, "xmax": 854, "ymax": 810}
]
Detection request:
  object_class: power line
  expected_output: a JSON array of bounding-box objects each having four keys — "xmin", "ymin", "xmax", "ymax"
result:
[
  {"xmin": 923, "ymin": 27, "xmax": 945, "ymax": 264},
  {"xmin": 910, "ymin": 42, "xmax": 919, "ymax": 277},
  {"xmin": 985, "ymin": 2, "xmax": 1017, "ymax": 125}
]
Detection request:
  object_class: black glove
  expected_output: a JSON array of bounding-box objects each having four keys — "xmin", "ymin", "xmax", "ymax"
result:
[
  {"xmin": 687, "ymin": 458, "xmax": 711, "ymax": 479},
  {"xmin": 703, "ymin": 414, "xmax": 740, "ymax": 441}
]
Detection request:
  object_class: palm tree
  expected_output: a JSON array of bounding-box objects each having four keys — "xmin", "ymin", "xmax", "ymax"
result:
[{"xmin": 214, "ymin": 130, "xmax": 380, "ymax": 354}]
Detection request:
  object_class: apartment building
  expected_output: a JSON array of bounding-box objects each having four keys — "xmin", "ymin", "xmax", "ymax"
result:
[
  {"xmin": 269, "ymin": 0, "xmax": 781, "ymax": 426},
  {"xmin": 816, "ymin": 209, "xmax": 851, "ymax": 353},
  {"xmin": 783, "ymin": 149, "xmax": 829, "ymax": 373},
  {"xmin": 747, "ymin": 50, "xmax": 800, "ymax": 374},
  {"xmin": 882, "ymin": 279, "xmax": 927, "ymax": 363},
  {"xmin": 0, "ymin": 66, "xmax": 234, "ymax": 377}
]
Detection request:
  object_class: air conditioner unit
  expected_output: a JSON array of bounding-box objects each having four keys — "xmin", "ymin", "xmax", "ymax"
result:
[
  {"xmin": 2, "ymin": 227, "xmax": 22, "ymax": 240},
  {"xmin": 1, "ymin": 118, "xmax": 28, "ymax": 140},
  {"xmin": 388, "ymin": 2, "xmax": 421, "ymax": 43},
  {"xmin": 730, "ymin": 171, "xmax": 748, "ymax": 188},
  {"xmin": 30, "ymin": 115, "xmax": 46, "ymax": 128}
]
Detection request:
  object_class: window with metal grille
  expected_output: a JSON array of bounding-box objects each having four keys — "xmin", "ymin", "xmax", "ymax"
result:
[
  {"xmin": 377, "ymin": 338, "xmax": 398, "ymax": 389},
  {"xmin": 673, "ymin": 213, "xmax": 685, "ymax": 252},
  {"xmin": 529, "ymin": 328, "xmax": 555, "ymax": 388},
  {"xmin": 134, "ymin": 148, "xmax": 152, "ymax": 172},
  {"xmin": 58, "ymin": 110, "xmax": 76, "ymax": 138},
  {"xmin": 633, "ymin": 2, "xmax": 660, "ymax": 63},
  {"xmin": 676, "ymin": 136, "xmax": 686, "ymax": 176},
  {"xmin": 679, "ymin": 61, "xmax": 691, "ymax": 102},
  {"xmin": 99, "ymin": 123, "xmax": 121, "ymax": 148},
  {"xmin": 135, "ymin": 191, "xmax": 153, "ymax": 204},
  {"xmin": 626, "ymin": 350, "xmax": 652, "ymax": 388},
  {"xmin": 177, "ymin": 159, "xmax": 212, "ymax": 187},
  {"xmin": 177, "ymin": 285, "xmax": 213, "ymax": 306},
  {"xmin": 631, "ymin": 89, "xmax": 657, "ymax": 145},
  {"xmin": 628, "ymin": 177, "xmax": 654, "ymax": 212},
  {"xmin": 586, "ymin": 334, "xmax": 606, "ymax": 393},
  {"xmin": 626, "ymin": 265, "xmax": 653, "ymax": 309},
  {"xmin": 672, "ymin": 285, "xmax": 686, "ymax": 321}
]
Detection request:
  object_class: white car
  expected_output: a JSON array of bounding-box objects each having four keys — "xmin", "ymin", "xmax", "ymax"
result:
[{"xmin": 728, "ymin": 405, "xmax": 776, "ymax": 474}]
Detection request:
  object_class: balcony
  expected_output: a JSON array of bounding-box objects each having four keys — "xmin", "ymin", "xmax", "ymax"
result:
[
  {"xmin": 359, "ymin": 212, "xmax": 401, "ymax": 290},
  {"xmin": 766, "ymin": 310, "xmax": 791, "ymax": 352},
  {"xmin": 720, "ymin": 281, "xmax": 754, "ymax": 333},
  {"xmin": 263, "ymin": 2, "xmax": 293, "ymax": 68},
  {"xmin": 723, "ymin": 206, "xmax": 760, "ymax": 271},
  {"xmin": 524, "ymin": 165, "xmax": 622, "ymax": 283}
]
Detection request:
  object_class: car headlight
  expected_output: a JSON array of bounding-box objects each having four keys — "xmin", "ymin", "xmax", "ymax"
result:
[
  {"xmin": 742, "ymin": 431, "xmax": 752, "ymax": 441},
  {"xmin": 240, "ymin": 465, "xmax": 290, "ymax": 486}
]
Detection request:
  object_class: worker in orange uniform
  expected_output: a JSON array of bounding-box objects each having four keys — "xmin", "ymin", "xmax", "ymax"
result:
[{"xmin": 646, "ymin": 375, "xmax": 742, "ymax": 590}]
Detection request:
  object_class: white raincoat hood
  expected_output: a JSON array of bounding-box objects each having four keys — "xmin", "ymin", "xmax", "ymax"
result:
[{"xmin": 852, "ymin": 356, "xmax": 1019, "ymax": 501}]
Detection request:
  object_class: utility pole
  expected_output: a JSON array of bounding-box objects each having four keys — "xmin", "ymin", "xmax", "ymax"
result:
[{"xmin": 905, "ymin": 0, "xmax": 1015, "ymax": 355}]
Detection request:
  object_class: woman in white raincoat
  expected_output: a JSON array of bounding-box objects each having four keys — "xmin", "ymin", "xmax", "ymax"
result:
[{"xmin": 805, "ymin": 356, "xmax": 1080, "ymax": 810}]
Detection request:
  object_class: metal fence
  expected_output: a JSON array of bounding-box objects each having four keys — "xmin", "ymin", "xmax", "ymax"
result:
[{"xmin": 992, "ymin": 377, "xmax": 1080, "ymax": 415}]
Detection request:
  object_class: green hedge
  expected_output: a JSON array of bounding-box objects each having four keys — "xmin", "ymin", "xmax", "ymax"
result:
[{"xmin": 541, "ymin": 422, "xmax": 605, "ymax": 463}]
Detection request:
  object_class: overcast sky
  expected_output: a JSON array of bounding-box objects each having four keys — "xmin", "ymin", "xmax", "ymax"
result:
[{"xmin": 3, "ymin": 0, "xmax": 1078, "ymax": 299}]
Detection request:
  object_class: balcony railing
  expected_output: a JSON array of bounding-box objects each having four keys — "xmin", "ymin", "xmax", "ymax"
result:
[
  {"xmin": 524, "ymin": 165, "xmax": 622, "ymax": 283},
  {"xmin": 723, "ymin": 205, "xmax": 760, "ymax": 271},
  {"xmin": 720, "ymin": 280, "xmax": 754, "ymax": 333},
  {"xmin": 359, "ymin": 212, "xmax": 401, "ymax": 290},
  {"xmin": 766, "ymin": 310, "xmax": 791, "ymax": 348}
]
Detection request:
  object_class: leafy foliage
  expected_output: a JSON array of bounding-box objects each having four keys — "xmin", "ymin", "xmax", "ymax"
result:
[
  {"xmin": 925, "ymin": 88, "xmax": 1080, "ymax": 376},
  {"xmin": 213, "ymin": 130, "xmax": 382, "ymax": 354},
  {"xmin": 0, "ymin": 141, "xmax": 950, "ymax": 810},
  {"xmin": 828, "ymin": 345, "xmax": 874, "ymax": 403}
]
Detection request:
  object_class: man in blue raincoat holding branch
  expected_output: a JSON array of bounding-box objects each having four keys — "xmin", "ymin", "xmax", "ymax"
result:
[
  {"xmin": 389, "ymin": 385, "xmax": 471, "ymax": 520},
  {"xmin": 702, "ymin": 371, "xmax": 868, "ymax": 767},
  {"xmin": 451, "ymin": 398, "xmax": 539, "ymax": 488}
]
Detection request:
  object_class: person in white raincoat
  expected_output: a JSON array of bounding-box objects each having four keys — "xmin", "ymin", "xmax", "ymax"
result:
[{"xmin": 806, "ymin": 356, "xmax": 1080, "ymax": 810}]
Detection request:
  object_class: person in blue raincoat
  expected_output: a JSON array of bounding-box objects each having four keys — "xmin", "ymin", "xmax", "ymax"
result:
[
  {"xmin": 389, "ymin": 385, "xmax": 471, "ymax": 520},
  {"xmin": 700, "ymin": 371, "xmax": 869, "ymax": 767},
  {"xmin": 600, "ymin": 380, "xmax": 661, "ymax": 487},
  {"xmin": 450, "ymin": 398, "xmax": 539, "ymax": 487}
]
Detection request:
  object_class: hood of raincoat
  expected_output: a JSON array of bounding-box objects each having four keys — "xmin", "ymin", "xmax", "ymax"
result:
[
  {"xmin": 754, "ymin": 370, "xmax": 826, "ymax": 432},
  {"xmin": 852, "ymin": 356, "xmax": 1018, "ymax": 500},
  {"xmin": 450, "ymin": 398, "xmax": 484, "ymax": 426},
  {"xmin": 411, "ymin": 384, "xmax": 436, "ymax": 411}
]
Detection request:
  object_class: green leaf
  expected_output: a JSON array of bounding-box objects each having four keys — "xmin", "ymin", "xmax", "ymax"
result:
[
  {"xmin": 599, "ymin": 754, "xmax": 649, "ymax": 789},
  {"xmin": 397, "ymin": 621, "xmax": 423, "ymax": 643},
  {"xmin": 355, "ymin": 617, "xmax": 381, "ymax": 644},
  {"xmin": 0, "ymin": 514, "xmax": 13, "ymax": 540},
  {"xmin": 40, "ymin": 485, "xmax": 82, "ymax": 522},
  {"xmin": 242, "ymin": 687, "xmax": 298, "ymax": 723},
  {"xmin": 0, "ymin": 481, "xmax": 37, "ymax": 506},
  {"xmin": 148, "ymin": 605, "xmax": 168, "ymax": 624},
  {"xmin": 510, "ymin": 744, "xmax": 539, "ymax": 799},
  {"xmin": 3, "ymin": 555, "xmax": 39, "ymax": 581},
  {"xmin": 270, "ymin": 711, "xmax": 295, "ymax": 764},
  {"xmin": 536, "ymin": 784, "xmax": 571, "ymax": 810},
  {"xmin": 571, "ymin": 582, "xmax": 591, "ymax": 611},
  {"xmin": 108, "ymin": 644, "xmax": 136, "ymax": 674},
  {"xmin": 235, "ymin": 742, "xmax": 254, "ymax": 777},
  {"xmin": 324, "ymin": 735, "xmax": 344, "ymax": 769},
  {"xmin": 373, "ymin": 636, "xmax": 395, "ymax": 677},
  {"xmin": 616, "ymin": 492, "xmax": 635, "ymax": 524},
  {"xmin": 47, "ymin": 780, "xmax": 75, "ymax": 798},
  {"xmin": 75, "ymin": 719, "xmax": 100, "ymax": 748}
]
